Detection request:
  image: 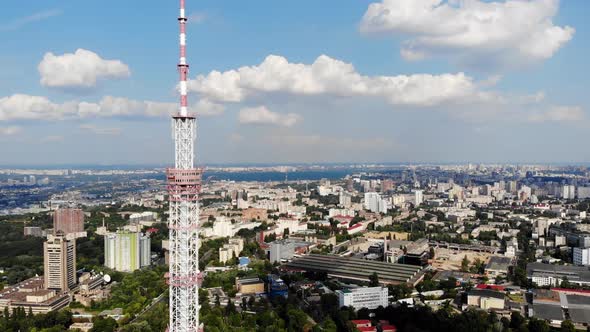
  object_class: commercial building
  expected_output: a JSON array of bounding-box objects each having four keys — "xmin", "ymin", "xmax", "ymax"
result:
[
  {"xmin": 573, "ymin": 247, "xmax": 590, "ymax": 266},
  {"xmin": 43, "ymin": 235, "xmax": 76, "ymax": 292},
  {"xmin": 104, "ymin": 231, "xmax": 151, "ymax": 272},
  {"xmin": 336, "ymin": 287, "xmax": 388, "ymax": 310},
  {"xmin": 53, "ymin": 208, "xmax": 84, "ymax": 235},
  {"xmin": 0, "ymin": 277, "xmax": 70, "ymax": 314}
]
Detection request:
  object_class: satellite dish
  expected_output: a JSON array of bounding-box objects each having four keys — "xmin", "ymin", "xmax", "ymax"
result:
[{"xmin": 103, "ymin": 274, "xmax": 112, "ymax": 283}]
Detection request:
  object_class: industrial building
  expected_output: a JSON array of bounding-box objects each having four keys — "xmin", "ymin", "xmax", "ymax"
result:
[
  {"xmin": 285, "ymin": 254, "xmax": 423, "ymax": 285},
  {"xmin": 104, "ymin": 231, "xmax": 151, "ymax": 272},
  {"xmin": 527, "ymin": 262, "xmax": 590, "ymax": 287},
  {"xmin": 43, "ymin": 235, "xmax": 76, "ymax": 292}
]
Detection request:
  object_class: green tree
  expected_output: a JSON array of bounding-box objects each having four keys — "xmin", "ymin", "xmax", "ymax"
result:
[
  {"xmin": 369, "ymin": 272, "xmax": 380, "ymax": 287},
  {"xmin": 461, "ymin": 255, "xmax": 470, "ymax": 272},
  {"xmin": 90, "ymin": 316, "xmax": 118, "ymax": 332},
  {"xmin": 528, "ymin": 317, "xmax": 550, "ymax": 332},
  {"xmin": 561, "ymin": 320, "xmax": 576, "ymax": 332}
]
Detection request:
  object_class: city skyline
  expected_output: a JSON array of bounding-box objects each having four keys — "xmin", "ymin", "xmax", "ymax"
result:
[{"xmin": 1, "ymin": 0, "xmax": 589, "ymax": 165}]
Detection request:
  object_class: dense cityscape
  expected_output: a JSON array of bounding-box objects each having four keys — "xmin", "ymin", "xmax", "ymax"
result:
[{"xmin": 1, "ymin": 164, "xmax": 590, "ymax": 330}]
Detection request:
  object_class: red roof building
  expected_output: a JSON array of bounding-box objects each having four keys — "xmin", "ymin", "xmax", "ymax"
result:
[
  {"xmin": 382, "ymin": 325, "xmax": 397, "ymax": 332},
  {"xmin": 357, "ymin": 327, "xmax": 377, "ymax": 332},
  {"xmin": 351, "ymin": 319, "xmax": 371, "ymax": 328}
]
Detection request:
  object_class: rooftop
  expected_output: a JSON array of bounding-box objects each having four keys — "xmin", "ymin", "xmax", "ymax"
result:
[{"xmin": 285, "ymin": 254, "xmax": 422, "ymax": 285}]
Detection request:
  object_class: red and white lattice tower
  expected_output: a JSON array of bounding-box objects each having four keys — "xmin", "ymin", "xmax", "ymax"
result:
[{"xmin": 167, "ymin": 0, "xmax": 203, "ymax": 331}]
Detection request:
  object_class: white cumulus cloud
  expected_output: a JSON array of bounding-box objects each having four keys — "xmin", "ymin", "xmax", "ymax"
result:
[
  {"xmin": 189, "ymin": 54, "xmax": 488, "ymax": 107},
  {"xmin": 193, "ymin": 99, "xmax": 225, "ymax": 117},
  {"xmin": 0, "ymin": 94, "xmax": 222, "ymax": 121},
  {"xmin": 38, "ymin": 49, "xmax": 130, "ymax": 90},
  {"xmin": 239, "ymin": 106, "xmax": 302, "ymax": 127},
  {"xmin": 360, "ymin": 0, "xmax": 574, "ymax": 66}
]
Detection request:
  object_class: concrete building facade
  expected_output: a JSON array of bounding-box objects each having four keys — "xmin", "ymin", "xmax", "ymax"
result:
[
  {"xmin": 336, "ymin": 287, "xmax": 389, "ymax": 310},
  {"xmin": 43, "ymin": 235, "xmax": 76, "ymax": 292}
]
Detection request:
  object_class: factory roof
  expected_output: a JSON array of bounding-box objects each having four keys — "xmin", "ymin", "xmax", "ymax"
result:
[{"xmin": 284, "ymin": 254, "xmax": 422, "ymax": 285}]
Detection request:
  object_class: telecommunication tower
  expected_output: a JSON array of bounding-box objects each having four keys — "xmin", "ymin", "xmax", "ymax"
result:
[{"xmin": 166, "ymin": 0, "xmax": 203, "ymax": 331}]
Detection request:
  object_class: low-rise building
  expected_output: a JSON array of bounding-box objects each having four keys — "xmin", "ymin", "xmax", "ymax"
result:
[
  {"xmin": 0, "ymin": 277, "xmax": 70, "ymax": 314},
  {"xmin": 527, "ymin": 262, "xmax": 590, "ymax": 287},
  {"xmin": 337, "ymin": 287, "xmax": 389, "ymax": 310},
  {"xmin": 485, "ymin": 256, "xmax": 513, "ymax": 278},
  {"xmin": 236, "ymin": 277, "xmax": 265, "ymax": 295},
  {"xmin": 466, "ymin": 289, "xmax": 506, "ymax": 310}
]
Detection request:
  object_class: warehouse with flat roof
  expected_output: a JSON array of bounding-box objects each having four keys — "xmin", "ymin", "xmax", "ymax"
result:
[{"xmin": 284, "ymin": 254, "xmax": 424, "ymax": 285}]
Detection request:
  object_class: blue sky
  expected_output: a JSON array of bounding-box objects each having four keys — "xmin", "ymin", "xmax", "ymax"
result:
[{"xmin": 0, "ymin": 0, "xmax": 588, "ymax": 165}]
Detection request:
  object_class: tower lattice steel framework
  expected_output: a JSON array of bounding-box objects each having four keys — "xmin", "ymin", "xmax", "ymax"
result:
[{"xmin": 167, "ymin": 0, "xmax": 203, "ymax": 331}]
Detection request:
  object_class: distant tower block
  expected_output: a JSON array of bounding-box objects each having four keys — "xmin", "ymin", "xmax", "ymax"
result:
[
  {"xmin": 167, "ymin": 0, "xmax": 203, "ymax": 331},
  {"xmin": 53, "ymin": 208, "xmax": 84, "ymax": 235}
]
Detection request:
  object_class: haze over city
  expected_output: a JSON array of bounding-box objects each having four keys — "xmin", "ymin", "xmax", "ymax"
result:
[{"xmin": 1, "ymin": 0, "xmax": 588, "ymax": 165}]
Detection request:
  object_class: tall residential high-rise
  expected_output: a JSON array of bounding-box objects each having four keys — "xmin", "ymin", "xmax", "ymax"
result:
[
  {"xmin": 339, "ymin": 192, "xmax": 352, "ymax": 208},
  {"xmin": 562, "ymin": 185, "xmax": 576, "ymax": 200},
  {"xmin": 415, "ymin": 190, "xmax": 424, "ymax": 206},
  {"xmin": 364, "ymin": 192, "xmax": 388, "ymax": 213},
  {"xmin": 53, "ymin": 208, "xmax": 84, "ymax": 235},
  {"xmin": 43, "ymin": 235, "xmax": 76, "ymax": 292},
  {"xmin": 104, "ymin": 231, "xmax": 151, "ymax": 272},
  {"xmin": 167, "ymin": 0, "xmax": 203, "ymax": 330}
]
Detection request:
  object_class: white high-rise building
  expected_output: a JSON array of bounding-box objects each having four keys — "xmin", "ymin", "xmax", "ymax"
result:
[
  {"xmin": 336, "ymin": 287, "xmax": 389, "ymax": 310},
  {"xmin": 364, "ymin": 192, "xmax": 381, "ymax": 212},
  {"xmin": 574, "ymin": 247, "xmax": 590, "ymax": 266},
  {"xmin": 104, "ymin": 231, "xmax": 151, "ymax": 272},
  {"xmin": 415, "ymin": 190, "xmax": 424, "ymax": 206},
  {"xmin": 562, "ymin": 185, "xmax": 576, "ymax": 200}
]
